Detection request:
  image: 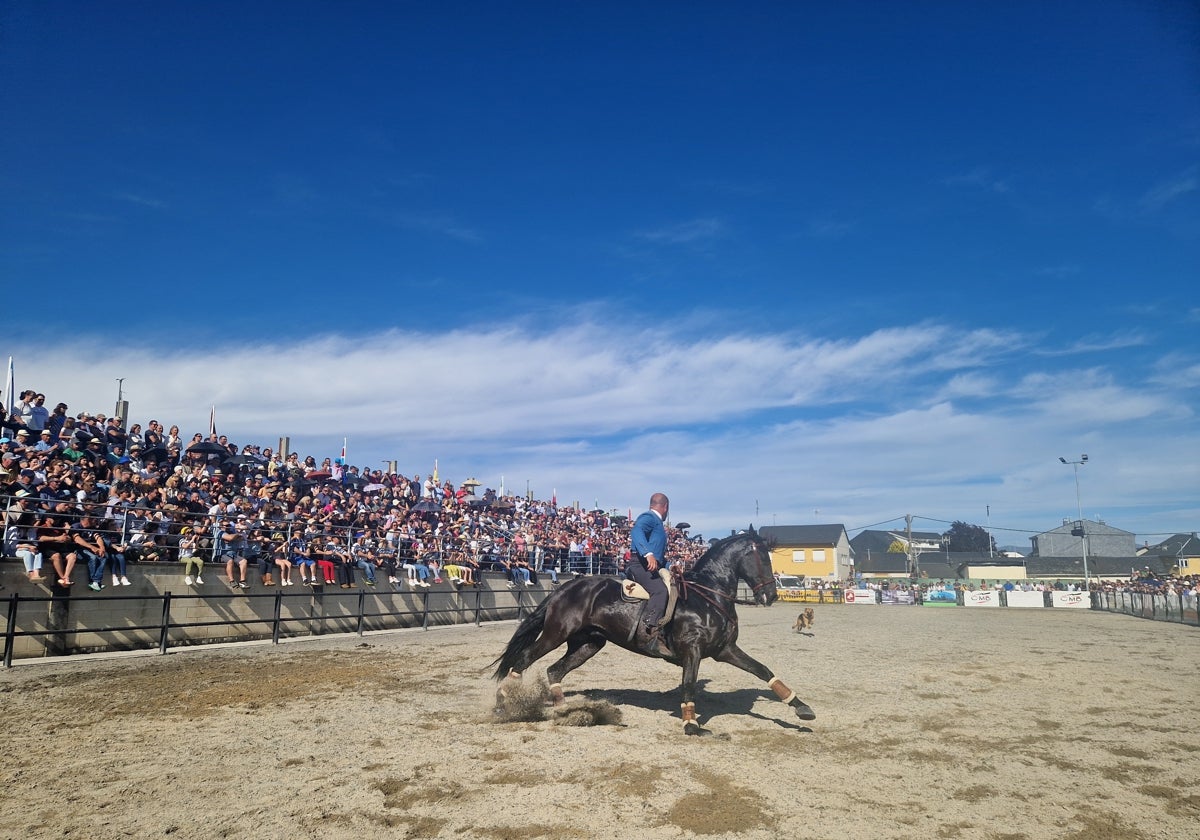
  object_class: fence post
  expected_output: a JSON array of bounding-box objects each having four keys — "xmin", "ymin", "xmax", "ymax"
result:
[
  {"xmin": 357, "ymin": 590, "xmax": 366, "ymax": 637},
  {"xmin": 272, "ymin": 589, "xmax": 283, "ymax": 645},
  {"xmin": 475, "ymin": 581, "xmax": 482, "ymax": 626},
  {"xmin": 421, "ymin": 589, "xmax": 430, "ymax": 630},
  {"xmin": 4, "ymin": 592, "xmax": 18, "ymax": 669},
  {"xmin": 158, "ymin": 592, "xmax": 173, "ymax": 655}
]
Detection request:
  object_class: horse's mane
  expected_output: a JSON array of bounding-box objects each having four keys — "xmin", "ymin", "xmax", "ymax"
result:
[{"xmin": 689, "ymin": 528, "xmax": 773, "ymax": 577}]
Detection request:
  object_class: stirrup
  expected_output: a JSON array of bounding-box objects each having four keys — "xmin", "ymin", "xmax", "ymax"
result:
[{"xmin": 636, "ymin": 622, "xmax": 671, "ymax": 657}]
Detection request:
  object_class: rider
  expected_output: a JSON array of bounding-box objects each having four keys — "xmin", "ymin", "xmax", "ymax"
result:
[{"xmin": 626, "ymin": 492, "xmax": 672, "ymax": 656}]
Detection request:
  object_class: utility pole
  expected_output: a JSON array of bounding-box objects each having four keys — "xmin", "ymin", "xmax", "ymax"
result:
[
  {"xmin": 1059, "ymin": 455, "xmax": 1091, "ymax": 591},
  {"xmin": 905, "ymin": 514, "xmax": 917, "ymax": 579},
  {"xmin": 114, "ymin": 378, "xmax": 128, "ymax": 426}
]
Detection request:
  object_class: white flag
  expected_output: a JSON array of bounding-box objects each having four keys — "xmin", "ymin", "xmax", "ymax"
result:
[{"xmin": 3, "ymin": 356, "xmax": 13, "ymax": 418}]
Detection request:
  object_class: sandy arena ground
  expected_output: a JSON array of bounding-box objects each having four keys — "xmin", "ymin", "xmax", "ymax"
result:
[{"xmin": 1, "ymin": 603, "xmax": 1197, "ymax": 840}]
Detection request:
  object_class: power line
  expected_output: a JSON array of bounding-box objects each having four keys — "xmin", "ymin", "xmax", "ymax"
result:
[
  {"xmin": 845, "ymin": 516, "xmax": 907, "ymax": 534},
  {"xmin": 847, "ymin": 513, "xmax": 1186, "ymax": 540}
]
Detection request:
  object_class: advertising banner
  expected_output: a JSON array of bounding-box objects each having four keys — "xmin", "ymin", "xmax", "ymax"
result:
[
  {"xmin": 879, "ymin": 589, "xmax": 917, "ymax": 605},
  {"xmin": 924, "ymin": 589, "xmax": 958, "ymax": 607},
  {"xmin": 1005, "ymin": 590, "xmax": 1045, "ymax": 608},
  {"xmin": 778, "ymin": 589, "xmax": 836, "ymax": 604},
  {"xmin": 1051, "ymin": 591, "xmax": 1088, "ymax": 609},
  {"xmin": 963, "ymin": 589, "xmax": 1000, "ymax": 608},
  {"xmin": 843, "ymin": 589, "xmax": 877, "ymax": 605}
]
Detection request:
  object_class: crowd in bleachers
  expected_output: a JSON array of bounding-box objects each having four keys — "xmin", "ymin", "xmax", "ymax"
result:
[
  {"xmin": 2, "ymin": 389, "xmax": 706, "ymax": 593},
  {"xmin": 1103, "ymin": 573, "xmax": 1199, "ymax": 597}
]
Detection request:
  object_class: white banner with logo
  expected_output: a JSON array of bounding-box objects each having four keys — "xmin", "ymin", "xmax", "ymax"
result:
[
  {"xmin": 1051, "ymin": 591, "xmax": 1088, "ymax": 609},
  {"xmin": 1005, "ymin": 590, "xmax": 1044, "ymax": 608},
  {"xmin": 843, "ymin": 590, "xmax": 877, "ymax": 605},
  {"xmin": 963, "ymin": 589, "xmax": 1000, "ymax": 607}
]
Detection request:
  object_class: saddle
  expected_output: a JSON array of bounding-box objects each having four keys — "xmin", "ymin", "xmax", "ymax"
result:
[{"xmin": 620, "ymin": 568, "xmax": 679, "ymax": 626}]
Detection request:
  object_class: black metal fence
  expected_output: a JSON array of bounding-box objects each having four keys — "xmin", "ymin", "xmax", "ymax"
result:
[
  {"xmin": 1095, "ymin": 589, "xmax": 1199, "ymax": 626},
  {"xmin": 2, "ymin": 580, "xmax": 543, "ymax": 668}
]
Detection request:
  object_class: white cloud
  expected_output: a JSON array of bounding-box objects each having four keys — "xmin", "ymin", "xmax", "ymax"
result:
[
  {"xmin": 1138, "ymin": 165, "xmax": 1198, "ymax": 213},
  {"xmin": 390, "ymin": 212, "xmax": 482, "ymax": 242},
  {"xmin": 943, "ymin": 167, "xmax": 1011, "ymax": 195},
  {"xmin": 10, "ymin": 315, "xmax": 1195, "ymax": 544},
  {"xmin": 634, "ymin": 217, "xmax": 725, "ymax": 244},
  {"xmin": 112, "ymin": 192, "xmax": 167, "ymax": 209},
  {"xmin": 1037, "ymin": 331, "xmax": 1149, "ymax": 356}
]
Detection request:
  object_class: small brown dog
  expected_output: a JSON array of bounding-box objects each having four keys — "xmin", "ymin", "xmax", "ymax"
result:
[{"xmin": 792, "ymin": 607, "xmax": 815, "ymax": 633}]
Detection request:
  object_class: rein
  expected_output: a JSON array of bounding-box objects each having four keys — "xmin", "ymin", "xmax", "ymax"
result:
[{"xmin": 673, "ymin": 569, "xmax": 771, "ymax": 625}]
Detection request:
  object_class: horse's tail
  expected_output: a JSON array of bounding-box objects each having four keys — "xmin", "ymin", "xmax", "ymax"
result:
[{"xmin": 490, "ymin": 597, "xmax": 551, "ymax": 681}]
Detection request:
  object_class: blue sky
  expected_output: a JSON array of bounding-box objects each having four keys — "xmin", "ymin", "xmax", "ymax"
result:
[{"xmin": 2, "ymin": 1, "xmax": 1197, "ymax": 547}]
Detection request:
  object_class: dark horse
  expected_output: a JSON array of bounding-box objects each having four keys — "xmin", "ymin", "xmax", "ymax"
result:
[{"xmin": 491, "ymin": 528, "xmax": 816, "ymax": 735}]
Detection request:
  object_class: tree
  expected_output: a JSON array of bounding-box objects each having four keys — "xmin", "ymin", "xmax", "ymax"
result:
[{"xmin": 942, "ymin": 521, "xmax": 997, "ymax": 553}]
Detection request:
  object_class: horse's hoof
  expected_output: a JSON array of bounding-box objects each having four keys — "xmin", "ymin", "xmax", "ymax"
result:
[
  {"xmin": 791, "ymin": 700, "xmax": 816, "ymax": 721},
  {"xmin": 684, "ymin": 721, "xmax": 704, "ymax": 736}
]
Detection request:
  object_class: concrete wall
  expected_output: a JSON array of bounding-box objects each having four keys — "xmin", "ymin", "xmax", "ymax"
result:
[{"xmin": 1, "ymin": 560, "xmax": 544, "ymax": 662}]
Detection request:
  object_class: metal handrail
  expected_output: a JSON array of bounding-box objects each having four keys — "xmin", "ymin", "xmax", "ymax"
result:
[{"xmin": 1, "ymin": 579, "xmax": 539, "ymax": 667}]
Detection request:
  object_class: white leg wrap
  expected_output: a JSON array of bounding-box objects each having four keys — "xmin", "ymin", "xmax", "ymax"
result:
[{"xmin": 768, "ymin": 676, "xmax": 797, "ymax": 704}]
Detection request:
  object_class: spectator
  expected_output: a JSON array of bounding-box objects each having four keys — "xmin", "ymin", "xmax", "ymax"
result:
[
  {"xmin": 271, "ymin": 534, "xmax": 295, "ymax": 586},
  {"xmin": 56, "ymin": 417, "xmax": 77, "ymax": 447},
  {"xmin": 37, "ymin": 506, "xmax": 77, "ymax": 587},
  {"xmin": 243, "ymin": 523, "xmax": 271, "ymax": 586},
  {"xmin": 214, "ymin": 518, "xmax": 248, "ymax": 589},
  {"xmin": 350, "ymin": 534, "xmax": 379, "ymax": 587},
  {"xmin": 5, "ymin": 490, "xmax": 43, "ymax": 581},
  {"xmin": 401, "ymin": 547, "xmax": 431, "ymax": 588},
  {"xmin": 178, "ymin": 529, "xmax": 203, "ymax": 585},
  {"xmin": 103, "ymin": 519, "xmax": 133, "ymax": 586},
  {"xmin": 33, "ymin": 429, "xmax": 58, "ymax": 454},
  {"xmin": 0, "ymin": 452, "xmax": 19, "ymax": 485},
  {"xmin": 315, "ymin": 535, "xmax": 339, "ymax": 585},
  {"xmin": 289, "ymin": 528, "xmax": 315, "ymax": 585},
  {"xmin": 28, "ymin": 394, "xmax": 50, "ymax": 432},
  {"xmin": 45, "ymin": 402, "xmax": 69, "ymax": 439},
  {"xmin": 15, "ymin": 390, "xmax": 37, "ymax": 430},
  {"xmin": 72, "ymin": 511, "xmax": 109, "ymax": 592}
]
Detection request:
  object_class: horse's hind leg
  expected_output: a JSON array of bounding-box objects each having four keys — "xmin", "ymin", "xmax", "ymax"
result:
[
  {"xmin": 496, "ymin": 629, "xmax": 572, "ymax": 706},
  {"xmin": 544, "ymin": 632, "xmax": 606, "ymax": 705},
  {"xmin": 713, "ymin": 644, "xmax": 816, "ymax": 723}
]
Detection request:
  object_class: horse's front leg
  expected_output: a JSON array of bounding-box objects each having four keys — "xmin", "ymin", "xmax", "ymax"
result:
[
  {"xmin": 679, "ymin": 653, "xmax": 704, "ymax": 736},
  {"xmin": 713, "ymin": 644, "xmax": 816, "ymax": 723}
]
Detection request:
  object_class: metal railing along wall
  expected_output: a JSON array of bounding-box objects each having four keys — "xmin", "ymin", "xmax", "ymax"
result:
[
  {"xmin": 1096, "ymin": 589, "xmax": 1200, "ymax": 626},
  {"xmin": 2, "ymin": 581, "xmax": 548, "ymax": 668}
]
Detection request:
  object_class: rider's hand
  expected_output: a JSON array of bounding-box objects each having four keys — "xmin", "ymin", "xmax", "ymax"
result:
[{"xmin": 646, "ymin": 554, "xmax": 658, "ymax": 572}]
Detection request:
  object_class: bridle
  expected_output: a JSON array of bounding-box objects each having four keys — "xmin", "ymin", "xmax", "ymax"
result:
[{"xmin": 671, "ymin": 538, "xmax": 775, "ymax": 624}]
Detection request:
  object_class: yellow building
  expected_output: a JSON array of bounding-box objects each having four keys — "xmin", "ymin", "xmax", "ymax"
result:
[{"xmin": 760, "ymin": 524, "xmax": 853, "ymax": 581}]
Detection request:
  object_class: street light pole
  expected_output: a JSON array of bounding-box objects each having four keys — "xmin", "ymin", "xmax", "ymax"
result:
[{"xmin": 1058, "ymin": 454, "xmax": 1090, "ymax": 592}]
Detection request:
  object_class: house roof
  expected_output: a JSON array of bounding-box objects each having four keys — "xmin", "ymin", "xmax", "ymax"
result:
[
  {"xmin": 1024, "ymin": 556, "xmax": 1163, "ymax": 577},
  {"xmin": 1137, "ymin": 533, "xmax": 1200, "ymax": 558},
  {"xmin": 855, "ymin": 552, "xmax": 908, "ymax": 574},
  {"xmin": 849, "ymin": 528, "xmax": 943, "ymax": 557},
  {"xmin": 760, "ymin": 524, "xmax": 847, "ymax": 547},
  {"xmin": 909, "ymin": 551, "xmax": 1014, "ymax": 580},
  {"xmin": 1037, "ymin": 520, "xmax": 1134, "ymax": 538},
  {"xmin": 913, "ymin": 560, "xmax": 956, "ymax": 580},
  {"xmin": 849, "ymin": 530, "xmax": 894, "ymax": 556}
]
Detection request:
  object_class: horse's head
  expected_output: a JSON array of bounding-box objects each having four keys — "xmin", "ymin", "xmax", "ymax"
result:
[
  {"xmin": 690, "ymin": 527, "xmax": 778, "ymax": 605},
  {"xmin": 737, "ymin": 526, "xmax": 778, "ymax": 606}
]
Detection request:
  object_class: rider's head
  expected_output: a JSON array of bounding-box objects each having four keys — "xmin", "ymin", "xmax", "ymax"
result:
[{"xmin": 649, "ymin": 493, "xmax": 669, "ymax": 517}]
